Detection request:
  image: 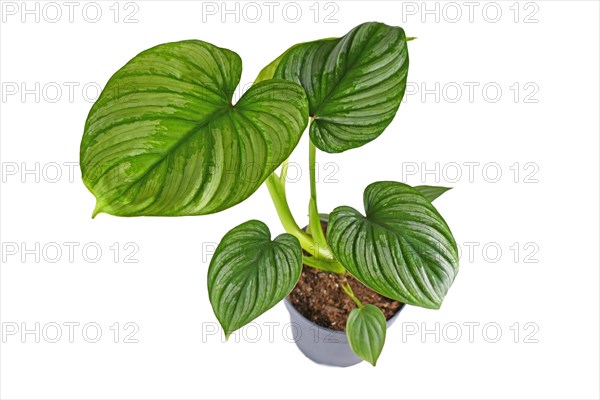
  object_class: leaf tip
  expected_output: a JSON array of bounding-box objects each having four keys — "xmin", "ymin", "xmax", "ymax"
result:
[
  {"xmin": 91, "ymin": 199, "xmax": 107, "ymax": 219},
  {"xmin": 223, "ymin": 325, "xmax": 233, "ymax": 341}
]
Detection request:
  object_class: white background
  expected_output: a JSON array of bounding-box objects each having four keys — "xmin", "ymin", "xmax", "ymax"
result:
[{"xmin": 1, "ymin": 1, "xmax": 599, "ymax": 399}]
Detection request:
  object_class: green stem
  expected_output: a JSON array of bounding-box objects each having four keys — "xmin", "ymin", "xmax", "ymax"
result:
[
  {"xmin": 303, "ymin": 255, "xmax": 343, "ymax": 273},
  {"xmin": 341, "ymin": 283, "xmax": 363, "ymax": 308},
  {"xmin": 307, "ymin": 141, "xmax": 339, "ymax": 263},
  {"xmin": 265, "ymin": 174, "xmax": 313, "ymax": 250},
  {"xmin": 309, "ymin": 140, "xmax": 318, "ymax": 200},
  {"xmin": 264, "ymin": 140, "xmax": 345, "ymax": 274},
  {"xmin": 280, "ymin": 158, "xmax": 289, "ymax": 187},
  {"xmin": 266, "ymin": 173, "xmax": 341, "ymax": 268}
]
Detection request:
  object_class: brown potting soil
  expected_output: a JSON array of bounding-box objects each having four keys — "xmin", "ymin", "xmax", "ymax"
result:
[
  {"xmin": 288, "ymin": 221, "xmax": 403, "ymax": 331},
  {"xmin": 288, "ymin": 266, "xmax": 404, "ymax": 331}
]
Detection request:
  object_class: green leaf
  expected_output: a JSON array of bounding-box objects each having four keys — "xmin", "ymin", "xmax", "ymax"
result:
[
  {"xmin": 346, "ymin": 304, "xmax": 386, "ymax": 366},
  {"xmin": 327, "ymin": 182, "xmax": 459, "ymax": 309},
  {"xmin": 269, "ymin": 22, "xmax": 409, "ymax": 153},
  {"xmin": 254, "ymin": 41, "xmax": 304, "ymax": 84},
  {"xmin": 415, "ymin": 185, "xmax": 452, "ymax": 202},
  {"xmin": 208, "ymin": 220, "xmax": 302, "ymax": 337},
  {"xmin": 318, "ymin": 213, "xmax": 330, "ymax": 222},
  {"xmin": 80, "ymin": 40, "xmax": 308, "ymax": 217}
]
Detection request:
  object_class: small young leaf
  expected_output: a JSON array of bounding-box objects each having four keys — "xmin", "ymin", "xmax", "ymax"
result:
[
  {"xmin": 208, "ymin": 220, "xmax": 302, "ymax": 338},
  {"xmin": 80, "ymin": 40, "xmax": 308, "ymax": 217},
  {"xmin": 346, "ymin": 304, "xmax": 387, "ymax": 366},
  {"xmin": 415, "ymin": 185, "xmax": 452, "ymax": 202},
  {"xmin": 328, "ymin": 181, "xmax": 459, "ymax": 309},
  {"xmin": 269, "ymin": 22, "xmax": 409, "ymax": 153}
]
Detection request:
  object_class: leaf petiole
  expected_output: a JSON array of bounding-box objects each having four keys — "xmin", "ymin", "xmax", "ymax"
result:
[
  {"xmin": 307, "ymin": 141, "xmax": 340, "ymax": 265},
  {"xmin": 341, "ymin": 282, "xmax": 363, "ymax": 308},
  {"xmin": 280, "ymin": 158, "xmax": 289, "ymax": 187},
  {"xmin": 265, "ymin": 172, "xmax": 338, "ymax": 265},
  {"xmin": 265, "ymin": 174, "xmax": 312, "ymax": 248},
  {"xmin": 303, "ymin": 255, "xmax": 344, "ymax": 274}
]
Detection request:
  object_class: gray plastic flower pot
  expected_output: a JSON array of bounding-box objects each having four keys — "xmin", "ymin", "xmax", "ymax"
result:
[{"xmin": 284, "ymin": 298, "xmax": 405, "ymax": 367}]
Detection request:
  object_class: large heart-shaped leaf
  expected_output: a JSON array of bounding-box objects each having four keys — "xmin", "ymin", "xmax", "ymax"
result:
[
  {"xmin": 261, "ymin": 22, "xmax": 408, "ymax": 153},
  {"xmin": 346, "ymin": 304, "xmax": 387, "ymax": 366},
  {"xmin": 80, "ymin": 40, "xmax": 308, "ymax": 217},
  {"xmin": 208, "ymin": 220, "xmax": 302, "ymax": 337},
  {"xmin": 327, "ymin": 182, "xmax": 459, "ymax": 309}
]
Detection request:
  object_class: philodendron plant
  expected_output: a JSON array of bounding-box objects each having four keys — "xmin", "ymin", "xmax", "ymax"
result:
[{"xmin": 80, "ymin": 22, "xmax": 459, "ymax": 366}]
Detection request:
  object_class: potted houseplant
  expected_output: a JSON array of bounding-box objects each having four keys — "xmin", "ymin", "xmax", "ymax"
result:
[{"xmin": 80, "ymin": 22, "xmax": 459, "ymax": 367}]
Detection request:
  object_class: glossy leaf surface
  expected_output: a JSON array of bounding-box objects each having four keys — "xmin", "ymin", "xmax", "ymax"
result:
[
  {"xmin": 328, "ymin": 181, "xmax": 459, "ymax": 309},
  {"xmin": 270, "ymin": 22, "xmax": 409, "ymax": 153},
  {"xmin": 346, "ymin": 304, "xmax": 387, "ymax": 366},
  {"xmin": 81, "ymin": 40, "xmax": 308, "ymax": 216},
  {"xmin": 208, "ymin": 220, "xmax": 302, "ymax": 337}
]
